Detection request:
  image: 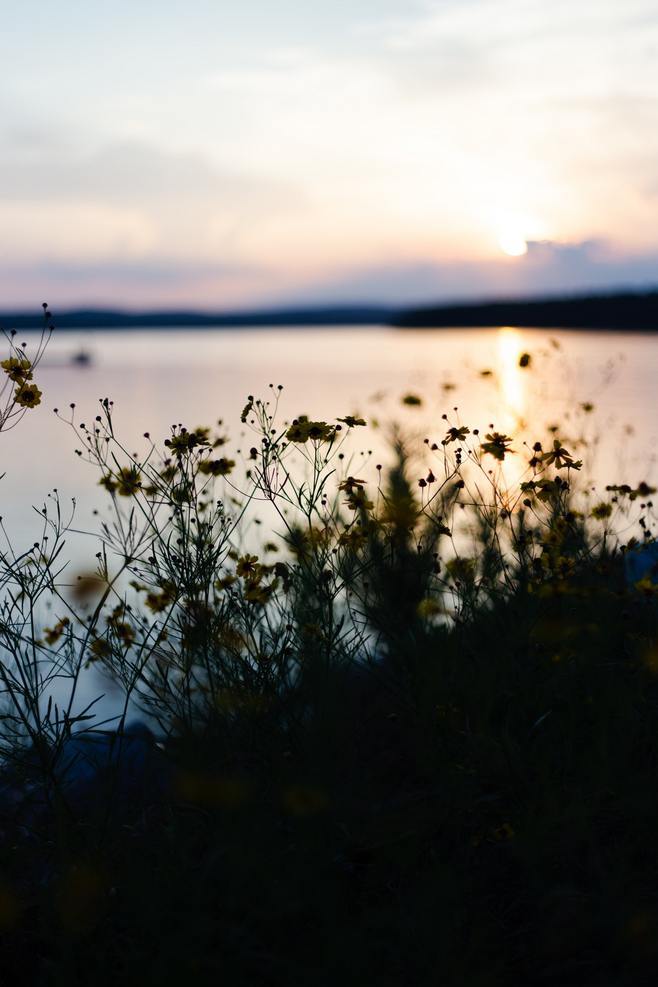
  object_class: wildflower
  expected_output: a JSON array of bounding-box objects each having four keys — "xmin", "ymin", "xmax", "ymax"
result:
[
  {"xmin": 285, "ymin": 417, "xmax": 335, "ymax": 443},
  {"xmin": 338, "ymin": 527, "xmax": 368, "ymax": 550},
  {"xmin": 518, "ymin": 353, "xmax": 531, "ymax": 368},
  {"xmin": 244, "ymin": 580, "xmax": 276, "ymax": 605},
  {"xmin": 481, "ymin": 432, "xmax": 514, "ymax": 461},
  {"xmin": 1, "ymin": 357, "xmax": 32, "ymax": 382},
  {"xmin": 87, "ymin": 637, "xmax": 112, "ymax": 663},
  {"xmin": 634, "ymin": 576, "xmax": 658, "ymax": 596},
  {"xmin": 339, "ymin": 477, "xmax": 373, "ymax": 511},
  {"xmin": 165, "ymin": 426, "xmax": 210, "ymax": 455},
  {"xmin": 402, "ymin": 393, "xmax": 422, "ymax": 406},
  {"xmin": 110, "ymin": 620, "xmax": 135, "ymax": 645},
  {"xmin": 240, "ymin": 396, "xmax": 254, "ymax": 423},
  {"xmin": 338, "ymin": 476, "xmax": 373, "ymax": 511},
  {"xmin": 72, "ymin": 573, "xmax": 105, "ymax": 603},
  {"xmin": 14, "ymin": 382, "xmax": 42, "ymax": 408},
  {"xmin": 446, "ymin": 557, "xmax": 476, "ymax": 583},
  {"xmin": 198, "ymin": 457, "xmax": 235, "ymax": 476},
  {"xmin": 339, "ymin": 476, "xmax": 367, "ymax": 492},
  {"xmin": 98, "ymin": 474, "xmax": 118, "ymax": 494},
  {"xmin": 417, "ymin": 598, "xmax": 442, "ymax": 618},
  {"xmin": 165, "ymin": 433, "xmax": 194, "ymax": 456},
  {"xmin": 116, "ymin": 466, "xmax": 142, "ymax": 496},
  {"xmin": 214, "ymin": 574, "xmax": 237, "ymax": 591},
  {"xmin": 236, "ymin": 554, "xmax": 259, "ymax": 577},
  {"xmin": 542, "ymin": 439, "xmax": 582, "ymax": 470},
  {"xmin": 145, "ymin": 582, "xmax": 176, "ymax": 612},
  {"xmin": 492, "ymin": 823, "xmax": 515, "ymax": 841},
  {"xmin": 591, "ymin": 502, "xmax": 612, "ymax": 520},
  {"xmin": 337, "ymin": 415, "xmax": 366, "ymax": 427},
  {"xmin": 521, "ymin": 478, "xmax": 565, "ymax": 502},
  {"xmin": 43, "ymin": 617, "xmax": 70, "ymax": 645},
  {"xmin": 443, "ymin": 426, "xmax": 470, "ymax": 445},
  {"xmin": 217, "ymin": 624, "xmax": 245, "ymax": 650}
]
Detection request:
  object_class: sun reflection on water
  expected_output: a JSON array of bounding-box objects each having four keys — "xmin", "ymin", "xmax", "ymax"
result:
[{"xmin": 496, "ymin": 327, "xmax": 527, "ymax": 429}]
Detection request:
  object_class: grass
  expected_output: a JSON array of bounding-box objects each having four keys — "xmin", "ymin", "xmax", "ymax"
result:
[{"xmin": 1, "ymin": 316, "xmax": 658, "ymax": 984}]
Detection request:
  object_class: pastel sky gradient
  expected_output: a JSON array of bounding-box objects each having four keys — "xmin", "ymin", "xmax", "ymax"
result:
[{"xmin": 2, "ymin": 0, "xmax": 658, "ymax": 309}]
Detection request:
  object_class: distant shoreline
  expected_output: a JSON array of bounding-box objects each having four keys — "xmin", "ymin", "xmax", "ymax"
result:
[
  {"xmin": 392, "ymin": 290, "xmax": 658, "ymax": 331},
  {"xmin": 2, "ymin": 289, "xmax": 658, "ymax": 330}
]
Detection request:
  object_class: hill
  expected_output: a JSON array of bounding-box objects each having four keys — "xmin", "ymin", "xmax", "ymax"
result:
[{"xmin": 392, "ymin": 289, "xmax": 658, "ymax": 330}]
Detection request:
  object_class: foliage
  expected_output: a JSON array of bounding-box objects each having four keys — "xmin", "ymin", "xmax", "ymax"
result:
[{"xmin": 0, "ymin": 331, "xmax": 658, "ymax": 984}]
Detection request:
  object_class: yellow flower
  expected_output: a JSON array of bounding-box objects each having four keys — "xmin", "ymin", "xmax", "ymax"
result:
[
  {"xmin": 165, "ymin": 427, "xmax": 210, "ymax": 456},
  {"xmin": 145, "ymin": 582, "xmax": 176, "ymax": 613},
  {"xmin": 14, "ymin": 382, "xmax": 42, "ymax": 408},
  {"xmin": 1, "ymin": 357, "xmax": 32, "ymax": 382},
  {"xmin": 98, "ymin": 474, "xmax": 118, "ymax": 494},
  {"xmin": 214, "ymin": 574, "xmax": 237, "ymax": 591},
  {"xmin": 482, "ymin": 432, "xmax": 513, "ymax": 461},
  {"xmin": 43, "ymin": 617, "xmax": 70, "ymax": 645},
  {"xmin": 337, "ymin": 416, "xmax": 367, "ymax": 427},
  {"xmin": 244, "ymin": 580, "xmax": 275, "ymax": 605},
  {"xmin": 87, "ymin": 637, "xmax": 112, "ymax": 662},
  {"xmin": 285, "ymin": 417, "xmax": 335, "ymax": 443},
  {"xmin": 339, "ymin": 477, "xmax": 373, "ymax": 510},
  {"xmin": 198, "ymin": 457, "xmax": 235, "ymax": 476},
  {"xmin": 236, "ymin": 554, "xmax": 259, "ymax": 577},
  {"xmin": 116, "ymin": 466, "xmax": 142, "ymax": 496}
]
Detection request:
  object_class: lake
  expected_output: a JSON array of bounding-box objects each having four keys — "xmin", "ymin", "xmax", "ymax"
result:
[
  {"xmin": 2, "ymin": 323, "xmax": 657, "ymax": 724},
  {"xmin": 4, "ymin": 325, "xmax": 657, "ymax": 533}
]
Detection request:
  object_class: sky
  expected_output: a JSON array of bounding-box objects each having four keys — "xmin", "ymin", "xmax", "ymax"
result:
[{"xmin": 1, "ymin": 0, "xmax": 658, "ymax": 310}]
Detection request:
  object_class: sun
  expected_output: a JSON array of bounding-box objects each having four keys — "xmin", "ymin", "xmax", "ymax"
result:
[{"xmin": 498, "ymin": 231, "xmax": 528, "ymax": 257}]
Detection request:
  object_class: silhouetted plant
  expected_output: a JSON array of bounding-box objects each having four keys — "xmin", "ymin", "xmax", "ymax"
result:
[{"xmin": 1, "ymin": 344, "xmax": 658, "ymax": 985}]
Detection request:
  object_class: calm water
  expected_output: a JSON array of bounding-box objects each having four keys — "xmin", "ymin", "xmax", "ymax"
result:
[
  {"xmin": 4, "ymin": 323, "xmax": 657, "ymax": 723},
  {"xmin": 3, "ymin": 324, "xmax": 658, "ymax": 545}
]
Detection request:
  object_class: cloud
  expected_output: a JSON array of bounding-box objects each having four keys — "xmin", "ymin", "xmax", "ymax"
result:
[
  {"xmin": 271, "ymin": 240, "xmax": 658, "ymax": 308},
  {"xmin": 0, "ymin": 139, "xmax": 304, "ymax": 268},
  {"xmin": 0, "ymin": 140, "xmax": 293, "ymax": 209},
  {"xmin": 0, "ymin": 256, "xmax": 280, "ymax": 310},
  {"xmin": 3, "ymin": 1, "xmax": 658, "ymax": 309},
  {"xmin": 3, "ymin": 238, "xmax": 657, "ymax": 311}
]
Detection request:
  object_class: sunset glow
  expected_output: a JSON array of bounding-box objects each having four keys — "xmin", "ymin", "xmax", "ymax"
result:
[
  {"xmin": 498, "ymin": 233, "xmax": 529, "ymax": 258},
  {"xmin": 1, "ymin": 0, "xmax": 657, "ymax": 308}
]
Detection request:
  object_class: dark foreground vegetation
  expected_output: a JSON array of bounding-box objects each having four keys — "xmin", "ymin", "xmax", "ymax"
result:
[{"xmin": 1, "ymin": 315, "xmax": 658, "ymax": 985}]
